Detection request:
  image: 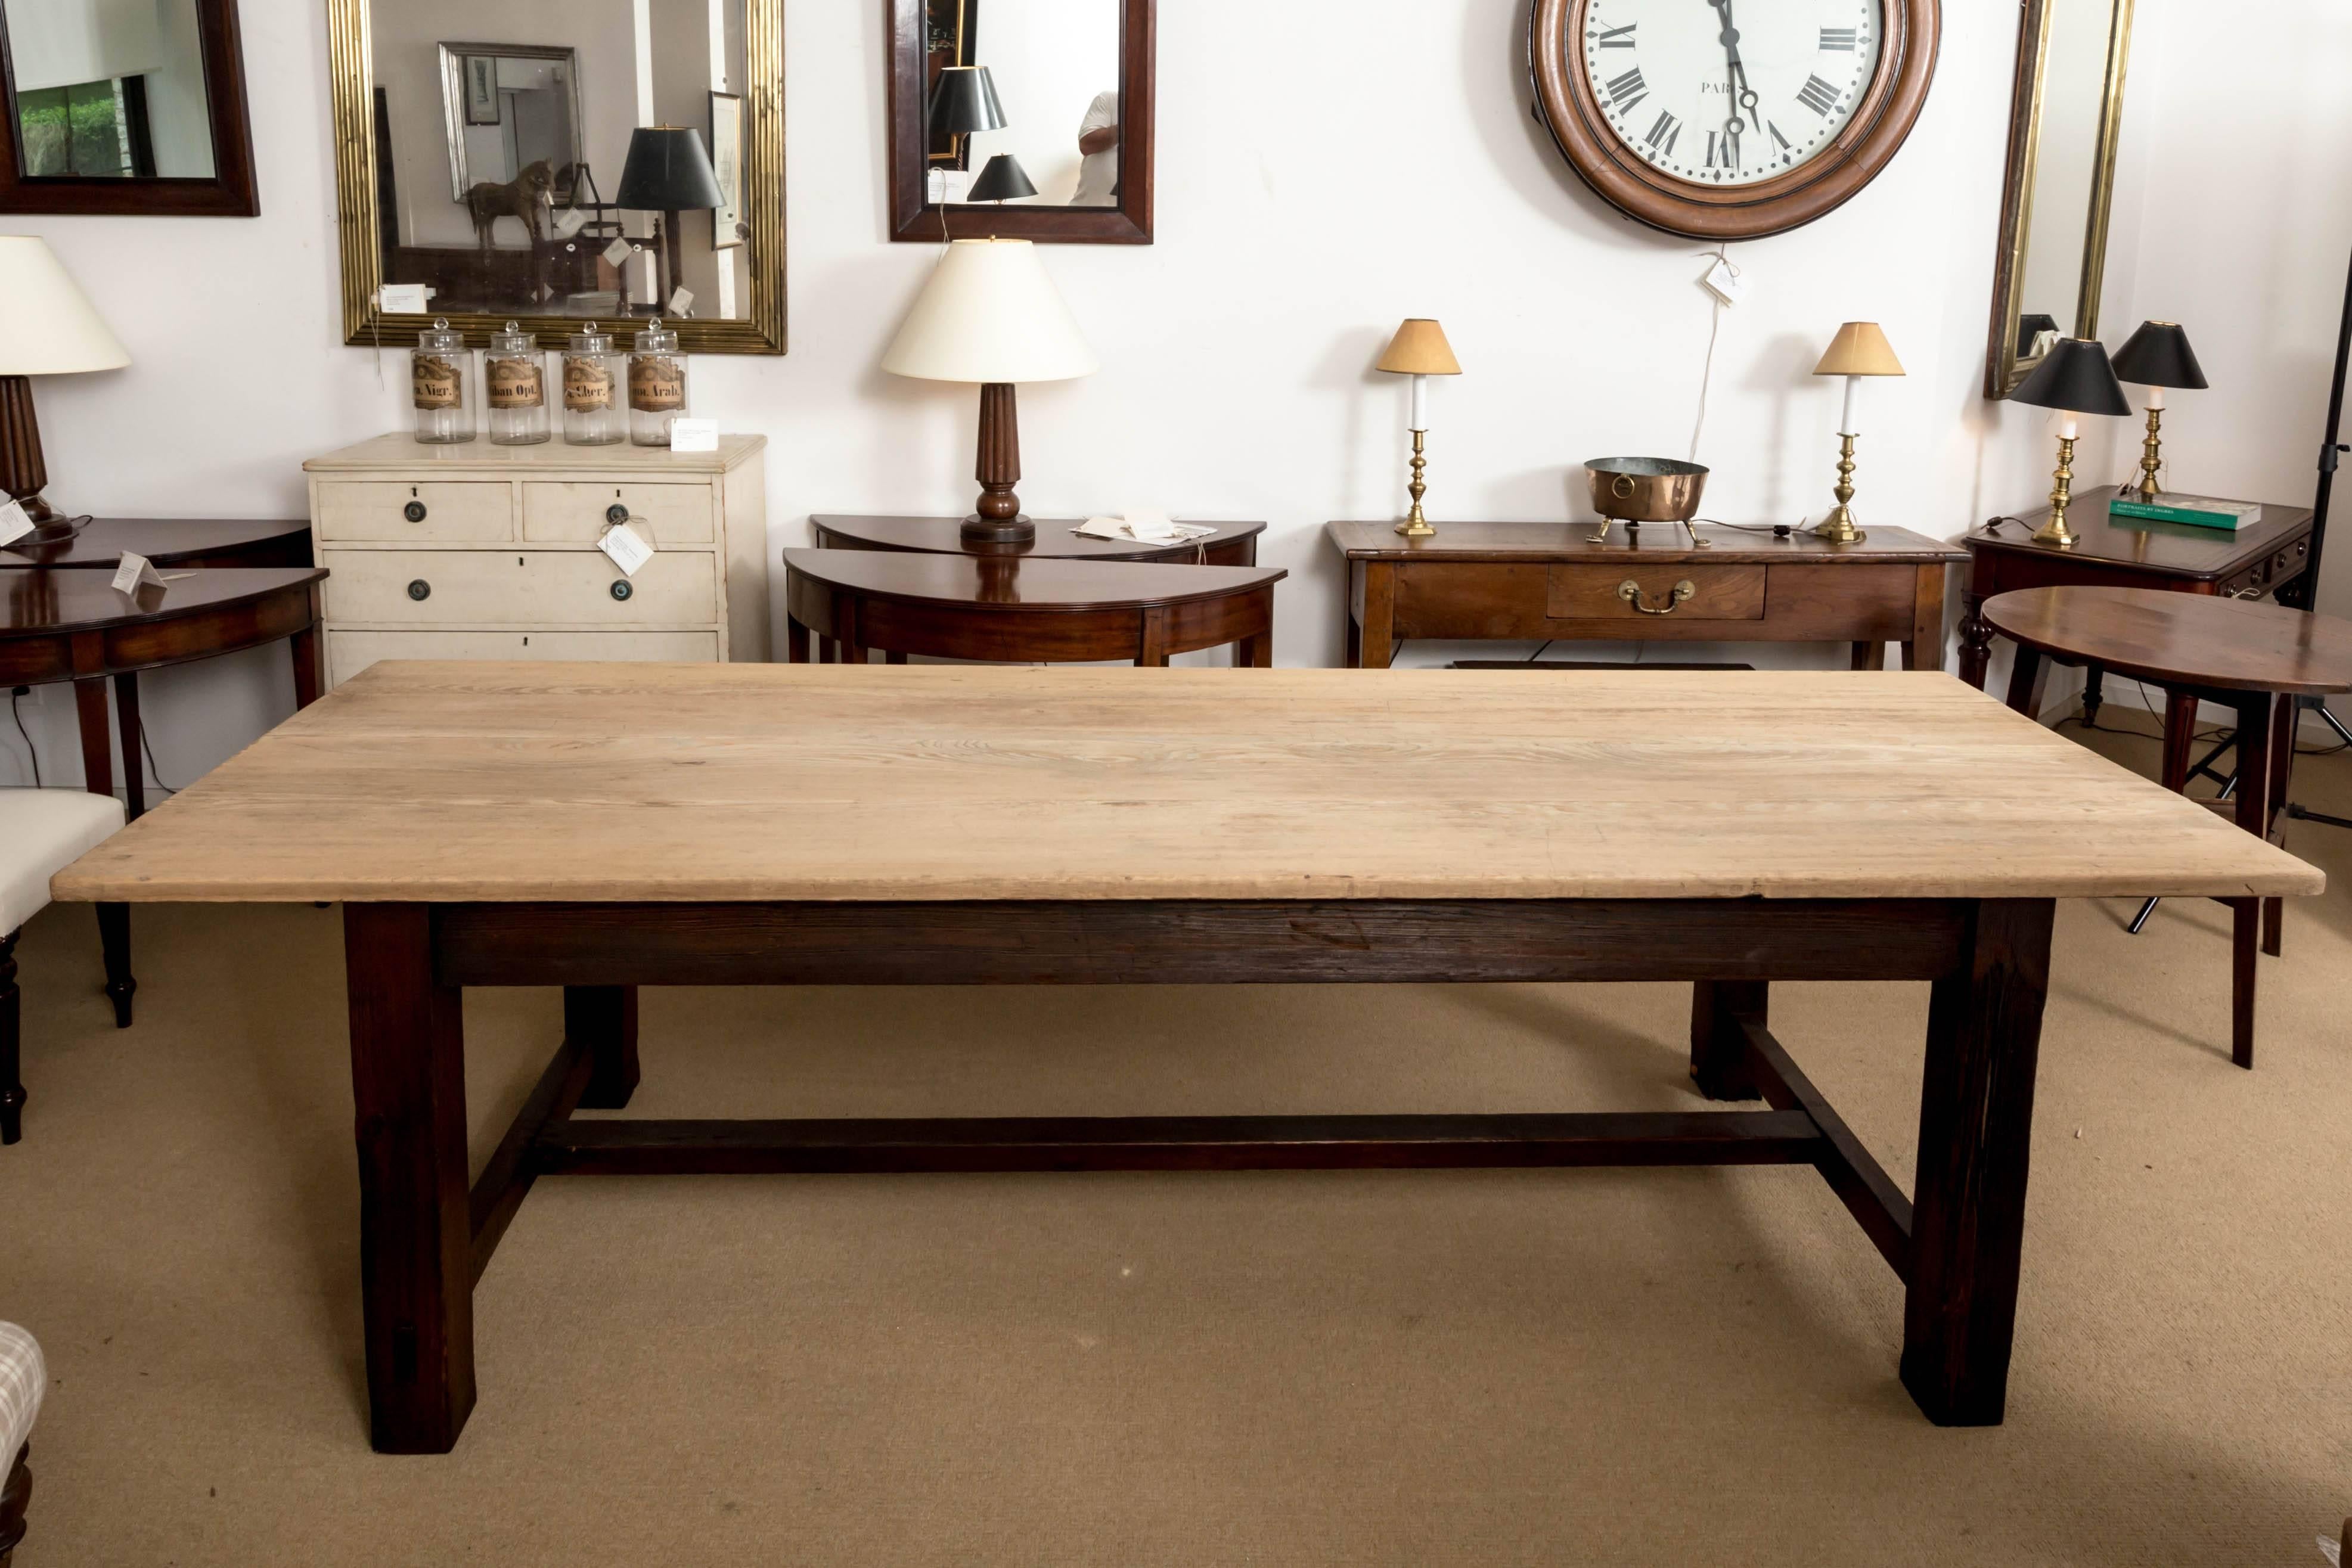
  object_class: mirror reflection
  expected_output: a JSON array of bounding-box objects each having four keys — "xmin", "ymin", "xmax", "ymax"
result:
[
  {"xmin": 2, "ymin": 0, "xmax": 216, "ymax": 179},
  {"xmin": 924, "ymin": 0, "xmax": 1121, "ymax": 209},
  {"xmin": 370, "ymin": 0, "xmax": 751, "ymax": 323}
]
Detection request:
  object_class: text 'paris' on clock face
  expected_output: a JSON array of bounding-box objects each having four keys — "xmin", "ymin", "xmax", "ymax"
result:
[{"xmin": 1580, "ymin": 1, "xmax": 1882, "ymax": 187}]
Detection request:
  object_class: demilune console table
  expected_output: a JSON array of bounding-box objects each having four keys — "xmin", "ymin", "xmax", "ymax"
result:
[
  {"xmin": 1328, "ymin": 521, "xmax": 1966, "ymax": 670},
  {"xmin": 53, "ymin": 663, "xmax": 2317, "ymax": 1453}
]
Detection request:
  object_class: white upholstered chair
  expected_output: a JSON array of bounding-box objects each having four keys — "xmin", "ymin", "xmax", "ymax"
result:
[
  {"xmin": 3, "ymin": 788, "xmax": 133, "ymax": 1145},
  {"xmin": 0, "ymin": 1322, "xmax": 39, "ymax": 1565}
]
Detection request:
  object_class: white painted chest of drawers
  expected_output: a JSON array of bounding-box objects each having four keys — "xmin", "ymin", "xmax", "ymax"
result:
[{"xmin": 302, "ymin": 433, "xmax": 768, "ymax": 687}]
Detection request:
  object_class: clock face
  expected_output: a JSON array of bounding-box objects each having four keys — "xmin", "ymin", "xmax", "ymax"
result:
[{"xmin": 1579, "ymin": 1, "xmax": 1883, "ymax": 188}]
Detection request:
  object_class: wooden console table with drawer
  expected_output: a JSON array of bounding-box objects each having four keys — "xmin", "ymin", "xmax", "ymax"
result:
[
  {"xmin": 301, "ymin": 434, "xmax": 767, "ymax": 687},
  {"xmin": 1328, "ymin": 522, "xmax": 1966, "ymax": 670}
]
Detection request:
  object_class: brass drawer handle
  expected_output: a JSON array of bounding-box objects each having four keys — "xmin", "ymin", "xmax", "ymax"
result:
[{"xmin": 1619, "ymin": 578, "xmax": 1696, "ymax": 616}]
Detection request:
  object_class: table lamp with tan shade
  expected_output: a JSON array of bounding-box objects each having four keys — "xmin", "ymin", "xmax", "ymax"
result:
[
  {"xmin": 1376, "ymin": 319, "xmax": 1462, "ymax": 538},
  {"xmin": 882, "ymin": 237, "xmax": 1097, "ymax": 547},
  {"xmin": 0, "ymin": 236, "xmax": 131, "ymax": 544},
  {"xmin": 1810, "ymin": 322, "xmax": 1903, "ymax": 545}
]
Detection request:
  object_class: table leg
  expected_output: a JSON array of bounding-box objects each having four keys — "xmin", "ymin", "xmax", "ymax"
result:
[
  {"xmin": 1, "ymin": 930, "xmax": 20, "ymax": 1144},
  {"xmin": 1689, "ymin": 980, "xmax": 1765, "ymax": 1101},
  {"xmin": 1904, "ymin": 565, "xmax": 1948, "ymax": 673},
  {"xmin": 2002, "ymin": 646, "xmax": 2046, "ymax": 719},
  {"xmin": 1358, "ymin": 564, "xmax": 1397, "ymax": 670},
  {"xmin": 885, "ymin": 651, "xmax": 909, "ymax": 666},
  {"xmin": 2227, "ymin": 691, "xmax": 2275, "ymax": 1069},
  {"xmin": 95, "ymin": 902, "xmax": 133, "ymax": 1029},
  {"xmin": 70, "ymin": 675, "xmax": 111, "ymax": 802},
  {"xmin": 1901, "ymin": 897, "xmax": 2054, "ymax": 1426},
  {"xmin": 290, "ymin": 611, "xmax": 323, "ymax": 710},
  {"xmin": 112, "ymin": 672, "xmax": 144, "ymax": 822},
  {"xmin": 343, "ymin": 903, "xmax": 476, "ymax": 1454},
  {"xmin": 1138, "ymin": 608, "xmax": 1172, "ymax": 667},
  {"xmin": 2263, "ymin": 693, "xmax": 2293, "ymax": 958},
  {"xmin": 1957, "ymin": 597, "xmax": 1994, "ymax": 690},
  {"xmin": 2081, "ymin": 665, "xmax": 2105, "ymax": 726},
  {"xmin": 2159, "ymin": 692, "xmax": 2198, "ymax": 792},
  {"xmin": 567, "ymin": 986, "xmax": 639, "ymax": 1110},
  {"xmin": 1851, "ymin": 642, "xmax": 1886, "ymax": 671},
  {"xmin": 786, "ymin": 614, "xmax": 809, "ymax": 665}
]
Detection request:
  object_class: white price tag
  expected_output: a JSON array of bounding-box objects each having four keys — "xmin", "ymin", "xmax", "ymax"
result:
[
  {"xmin": 1122, "ymin": 508, "xmax": 1181, "ymax": 541},
  {"xmin": 551, "ymin": 207, "xmax": 588, "ymax": 238},
  {"xmin": 111, "ymin": 551, "xmax": 169, "ymax": 594},
  {"xmin": 0, "ymin": 498, "xmax": 32, "ymax": 548},
  {"xmin": 598, "ymin": 521, "xmax": 655, "ymax": 577},
  {"xmin": 601, "ymin": 237, "xmax": 636, "ymax": 269},
  {"xmin": 379, "ymin": 283, "xmax": 432, "ymax": 314},
  {"xmin": 666, "ymin": 287, "xmax": 696, "ymax": 316},
  {"xmin": 668, "ymin": 418, "xmax": 719, "ymax": 454},
  {"xmin": 1700, "ymin": 254, "xmax": 1748, "ymax": 306}
]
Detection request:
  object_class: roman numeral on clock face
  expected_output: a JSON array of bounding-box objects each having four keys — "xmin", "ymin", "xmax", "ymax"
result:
[
  {"xmin": 1706, "ymin": 130, "xmax": 1738, "ymax": 169},
  {"xmin": 1593, "ymin": 22, "xmax": 1636, "ymax": 47},
  {"xmin": 1768, "ymin": 120, "xmax": 1791, "ymax": 151},
  {"xmin": 1821, "ymin": 27, "xmax": 1858, "ymax": 51},
  {"xmin": 1606, "ymin": 66, "xmax": 1647, "ymax": 113},
  {"xmin": 1796, "ymin": 74, "xmax": 1841, "ymax": 116},
  {"xmin": 1646, "ymin": 110, "xmax": 1680, "ymax": 154}
]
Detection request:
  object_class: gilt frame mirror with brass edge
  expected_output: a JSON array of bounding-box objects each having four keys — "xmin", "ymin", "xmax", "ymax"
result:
[
  {"xmin": 327, "ymin": 0, "xmax": 787, "ymax": 355},
  {"xmin": 1982, "ymin": 0, "xmax": 2135, "ymax": 399},
  {"xmin": 1527, "ymin": 0, "xmax": 1939, "ymax": 241},
  {"xmin": 0, "ymin": 0, "xmax": 260, "ymax": 217},
  {"xmin": 888, "ymin": 0, "xmax": 1155, "ymax": 244}
]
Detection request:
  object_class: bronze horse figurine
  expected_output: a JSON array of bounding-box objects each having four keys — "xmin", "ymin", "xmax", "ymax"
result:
[{"xmin": 465, "ymin": 159, "xmax": 556, "ymax": 250}]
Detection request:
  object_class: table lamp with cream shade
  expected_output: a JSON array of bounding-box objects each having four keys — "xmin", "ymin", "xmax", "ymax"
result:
[
  {"xmin": 1810, "ymin": 322, "xmax": 1903, "ymax": 545},
  {"xmin": 882, "ymin": 237, "xmax": 1097, "ymax": 545},
  {"xmin": 1376, "ymin": 319, "xmax": 1462, "ymax": 539},
  {"xmin": 0, "ymin": 236, "xmax": 130, "ymax": 544},
  {"xmin": 2007, "ymin": 337, "xmax": 2134, "ymax": 549}
]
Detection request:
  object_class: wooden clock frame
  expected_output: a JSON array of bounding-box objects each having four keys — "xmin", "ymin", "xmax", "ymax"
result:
[{"xmin": 1529, "ymin": 0, "xmax": 1940, "ymax": 240}]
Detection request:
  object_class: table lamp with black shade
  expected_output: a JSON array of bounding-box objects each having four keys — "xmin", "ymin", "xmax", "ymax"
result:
[
  {"xmin": 882, "ymin": 238, "xmax": 1097, "ymax": 546},
  {"xmin": 616, "ymin": 127, "xmax": 724, "ymax": 312},
  {"xmin": 929, "ymin": 64, "xmax": 1006, "ymax": 200},
  {"xmin": 2109, "ymin": 321, "xmax": 2208, "ymax": 502},
  {"xmin": 964, "ymin": 154, "xmax": 1037, "ymax": 204},
  {"xmin": 2007, "ymin": 337, "xmax": 2133, "ymax": 549},
  {"xmin": 0, "ymin": 236, "xmax": 130, "ymax": 544}
]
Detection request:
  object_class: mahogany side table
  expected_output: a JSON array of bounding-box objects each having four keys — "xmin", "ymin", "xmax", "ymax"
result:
[
  {"xmin": 0, "ymin": 517, "xmax": 314, "ymax": 572},
  {"xmin": 1984, "ymin": 585, "xmax": 2352, "ymax": 1069},
  {"xmin": 783, "ymin": 549, "xmax": 1284, "ymax": 667},
  {"xmin": 812, "ymin": 514, "xmax": 1263, "ymax": 567}
]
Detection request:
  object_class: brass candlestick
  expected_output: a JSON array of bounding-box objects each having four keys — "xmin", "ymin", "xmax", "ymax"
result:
[
  {"xmin": 2135, "ymin": 406, "xmax": 2165, "ymax": 502},
  {"xmin": 1813, "ymin": 433, "xmax": 1865, "ymax": 544},
  {"xmin": 1396, "ymin": 428, "xmax": 1434, "ymax": 538},
  {"xmin": 2033, "ymin": 435, "xmax": 2080, "ymax": 548}
]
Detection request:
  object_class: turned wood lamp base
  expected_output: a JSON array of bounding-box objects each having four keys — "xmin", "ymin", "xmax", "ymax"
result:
[
  {"xmin": 961, "ymin": 381, "xmax": 1035, "ymax": 546},
  {"xmin": 0, "ymin": 374, "xmax": 81, "ymax": 543}
]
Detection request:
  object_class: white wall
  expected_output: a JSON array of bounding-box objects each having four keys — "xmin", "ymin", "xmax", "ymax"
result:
[
  {"xmin": 964, "ymin": 0, "xmax": 1120, "ymax": 206},
  {"xmin": 0, "ymin": 0, "xmax": 2267, "ymax": 792}
]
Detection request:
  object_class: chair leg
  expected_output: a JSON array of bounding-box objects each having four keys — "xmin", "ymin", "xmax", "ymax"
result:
[
  {"xmin": 96, "ymin": 903, "xmax": 134, "ymax": 1029},
  {"xmin": 0, "ymin": 1440, "xmax": 28, "ymax": 1563},
  {"xmin": 1, "ymin": 930, "xmax": 20, "ymax": 1146},
  {"xmin": 2230, "ymin": 899, "xmax": 2258, "ymax": 1070}
]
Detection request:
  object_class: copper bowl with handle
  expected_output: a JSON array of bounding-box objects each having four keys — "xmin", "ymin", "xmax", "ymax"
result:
[{"xmin": 1584, "ymin": 457, "xmax": 1709, "ymax": 523}]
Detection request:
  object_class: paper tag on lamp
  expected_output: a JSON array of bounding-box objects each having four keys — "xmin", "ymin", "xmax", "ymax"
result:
[{"xmin": 0, "ymin": 499, "xmax": 32, "ymax": 548}]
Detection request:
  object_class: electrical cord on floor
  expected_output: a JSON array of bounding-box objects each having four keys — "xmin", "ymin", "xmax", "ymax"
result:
[
  {"xmin": 139, "ymin": 726, "xmax": 178, "ymax": 797},
  {"xmin": 1525, "ymin": 639, "xmax": 1556, "ymax": 663},
  {"xmin": 10, "ymin": 687, "xmax": 38, "ymax": 787}
]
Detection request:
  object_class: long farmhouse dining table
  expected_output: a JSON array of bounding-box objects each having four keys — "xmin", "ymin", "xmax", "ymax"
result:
[{"xmin": 52, "ymin": 662, "xmax": 2319, "ymax": 1454}]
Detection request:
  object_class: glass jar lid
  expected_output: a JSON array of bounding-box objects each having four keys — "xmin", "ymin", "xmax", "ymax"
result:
[
  {"xmin": 569, "ymin": 321, "xmax": 615, "ymax": 354},
  {"xmin": 488, "ymin": 320, "xmax": 536, "ymax": 355},
  {"xmin": 634, "ymin": 318, "xmax": 678, "ymax": 353},
  {"xmin": 417, "ymin": 316, "xmax": 466, "ymax": 352}
]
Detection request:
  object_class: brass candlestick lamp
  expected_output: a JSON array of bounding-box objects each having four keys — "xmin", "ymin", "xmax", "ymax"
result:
[
  {"xmin": 1809, "ymin": 322, "xmax": 1905, "ymax": 544},
  {"xmin": 2006, "ymin": 337, "xmax": 2133, "ymax": 549},
  {"xmin": 2110, "ymin": 321, "xmax": 2208, "ymax": 502},
  {"xmin": 1376, "ymin": 319, "xmax": 1462, "ymax": 538}
]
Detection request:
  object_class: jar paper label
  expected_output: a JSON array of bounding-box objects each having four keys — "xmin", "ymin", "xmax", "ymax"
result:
[
  {"xmin": 412, "ymin": 355, "xmax": 462, "ymax": 410},
  {"xmin": 488, "ymin": 358, "xmax": 545, "ymax": 409},
  {"xmin": 629, "ymin": 356, "xmax": 685, "ymax": 412},
  {"xmin": 564, "ymin": 358, "xmax": 615, "ymax": 412}
]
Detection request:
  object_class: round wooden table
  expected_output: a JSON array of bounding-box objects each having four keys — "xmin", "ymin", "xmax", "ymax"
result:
[
  {"xmin": 0, "ymin": 516, "xmax": 313, "ymax": 570},
  {"xmin": 811, "ymin": 514, "xmax": 1264, "ymax": 566},
  {"xmin": 783, "ymin": 549, "xmax": 1285, "ymax": 667},
  {"xmin": 1983, "ymin": 586, "xmax": 2352, "ymax": 1067}
]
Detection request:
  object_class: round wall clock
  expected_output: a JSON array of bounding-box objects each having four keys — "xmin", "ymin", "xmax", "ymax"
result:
[{"xmin": 1531, "ymin": 0, "xmax": 1939, "ymax": 240}]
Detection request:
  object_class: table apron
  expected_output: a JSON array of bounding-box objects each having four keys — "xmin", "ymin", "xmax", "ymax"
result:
[
  {"xmin": 0, "ymin": 586, "xmax": 317, "ymax": 685},
  {"xmin": 432, "ymin": 898, "xmax": 1971, "ymax": 988},
  {"xmin": 1386, "ymin": 561, "xmax": 1925, "ymax": 643}
]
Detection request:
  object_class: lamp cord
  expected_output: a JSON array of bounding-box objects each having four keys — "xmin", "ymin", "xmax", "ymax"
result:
[{"xmin": 9, "ymin": 687, "xmax": 37, "ymax": 787}]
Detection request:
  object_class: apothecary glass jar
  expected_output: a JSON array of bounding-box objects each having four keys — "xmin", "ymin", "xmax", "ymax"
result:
[
  {"xmin": 411, "ymin": 318, "xmax": 475, "ymax": 444},
  {"xmin": 484, "ymin": 322, "xmax": 550, "ymax": 446},
  {"xmin": 562, "ymin": 322, "xmax": 626, "ymax": 446},
  {"xmin": 628, "ymin": 320, "xmax": 688, "ymax": 447}
]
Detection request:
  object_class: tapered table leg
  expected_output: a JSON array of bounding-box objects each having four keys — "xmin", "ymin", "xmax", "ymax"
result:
[
  {"xmin": 1901, "ymin": 897, "xmax": 2054, "ymax": 1426},
  {"xmin": 568, "ymin": 985, "xmax": 640, "ymax": 1110},
  {"xmin": 343, "ymin": 903, "xmax": 475, "ymax": 1454}
]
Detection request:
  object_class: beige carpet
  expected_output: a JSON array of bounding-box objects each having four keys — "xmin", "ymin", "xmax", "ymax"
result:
[{"xmin": 4, "ymin": 712, "xmax": 2350, "ymax": 1566}]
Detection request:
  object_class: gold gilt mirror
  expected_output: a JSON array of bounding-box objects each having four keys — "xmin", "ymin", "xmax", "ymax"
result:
[
  {"xmin": 1984, "ymin": 0, "xmax": 2134, "ymax": 398},
  {"xmin": 327, "ymin": 0, "xmax": 784, "ymax": 354}
]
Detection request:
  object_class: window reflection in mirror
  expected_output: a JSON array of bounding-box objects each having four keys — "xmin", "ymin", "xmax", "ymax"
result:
[
  {"xmin": 370, "ymin": 0, "xmax": 751, "ymax": 324},
  {"xmin": 926, "ymin": 0, "xmax": 1121, "ymax": 209},
  {"xmin": 4, "ymin": 0, "xmax": 216, "ymax": 179}
]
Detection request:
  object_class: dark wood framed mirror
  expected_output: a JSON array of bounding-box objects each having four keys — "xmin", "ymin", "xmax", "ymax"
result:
[
  {"xmin": 889, "ymin": 0, "xmax": 1153, "ymax": 244},
  {"xmin": 0, "ymin": 0, "xmax": 257, "ymax": 216}
]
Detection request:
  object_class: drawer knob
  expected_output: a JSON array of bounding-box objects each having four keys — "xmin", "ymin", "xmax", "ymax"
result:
[
  {"xmin": 1618, "ymin": 578, "xmax": 1696, "ymax": 616},
  {"xmin": 610, "ymin": 579, "xmax": 634, "ymax": 602},
  {"xmin": 606, "ymin": 503, "xmax": 631, "ymax": 524},
  {"xmin": 407, "ymin": 579, "xmax": 432, "ymax": 601},
  {"xmin": 404, "ymin": 501, "xmax": 428, "ymax": 523}
]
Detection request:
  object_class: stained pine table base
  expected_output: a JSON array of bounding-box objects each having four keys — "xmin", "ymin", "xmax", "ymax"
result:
[{"xmin": 346, "ymin": 893, "xmax": 2052, "ymax": 1454}]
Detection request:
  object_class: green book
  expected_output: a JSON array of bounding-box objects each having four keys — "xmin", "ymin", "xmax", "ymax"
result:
[{"xmin": 2109, "ymin": 493, "xmax": 2261, "ymax": 530}]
